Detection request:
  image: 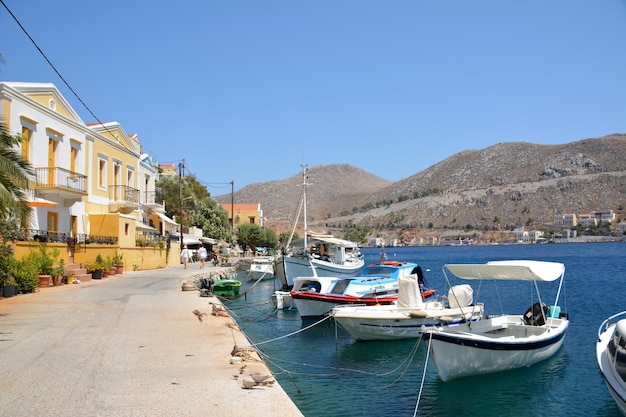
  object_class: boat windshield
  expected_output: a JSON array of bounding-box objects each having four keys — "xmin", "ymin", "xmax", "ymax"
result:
[
  {"xmin": 330, "ymin": 280, "xmax": 350, "ymax": 294},
  {"xmin": 609, "ymin": 327, "xmax": 626, "ymax": 382},
  {"xmin": 365, "ymin": 267, "xmax": 392, "ymax": 276}
]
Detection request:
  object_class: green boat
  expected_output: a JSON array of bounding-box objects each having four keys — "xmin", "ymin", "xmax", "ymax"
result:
[{"xmin": 212, "ymin": 278, "xmax": 242, "ymax": 297}]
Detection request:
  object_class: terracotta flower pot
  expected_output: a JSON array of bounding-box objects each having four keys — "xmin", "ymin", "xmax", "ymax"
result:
[{"xmin": 38, "ymin": 274, "xmax": 51, "ymax": 288}]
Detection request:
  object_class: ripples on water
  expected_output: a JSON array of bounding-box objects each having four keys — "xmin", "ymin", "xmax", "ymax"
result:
[{"xmin": 226, "ymin": 242, "xmax": 626, "ymax": 417}]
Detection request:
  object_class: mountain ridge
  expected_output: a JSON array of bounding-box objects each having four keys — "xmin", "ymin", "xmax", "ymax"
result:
[{"xmin": 215, "ymin": 134, "xmax": 626, "ymax": 234}]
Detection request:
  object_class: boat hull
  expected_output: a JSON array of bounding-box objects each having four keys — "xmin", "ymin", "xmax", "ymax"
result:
[
  {"xmin": 212, "ymin": 279, "xmax": 241, "ymax": 297},
  {"xmin": 428, "ymin": 315, "xmax": 568, "ymax": 381},
  {"xmin": 270, "ymin": 291, "xmax": 294, "ymax": 310},
  {"xmin": 597, "ymin": 314, "xmax": 626, "ymax": 416},
  {"xmin": 248, "ymin": 262, "xmax": 274, "ymax": 281},
  {"xmin": 333, "ymin": 304, "xmax": 483, "ymax": 341},
  {"xmin": 275, "ymin": 255, "xmax": 364, "ymax": 288},
  {"xmin": 291, "ymin": 294, "xmax": 396, "ymax": 320}
]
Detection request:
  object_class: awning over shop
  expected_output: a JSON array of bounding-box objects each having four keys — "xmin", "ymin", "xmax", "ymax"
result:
[
  {"xmin": 200, "ymin": 237, "xmax": 217, "ymax": 244},
  {"xmin": 136, "ymin": 223, "xmax": 159, "ymax": 233},
  {"xmin": 152, "ymin": 211, "xmax": 178, "ymax": 225},
  {"xmin": 173, "ymin": 233, "xmax": 202, "ymax": 246}
]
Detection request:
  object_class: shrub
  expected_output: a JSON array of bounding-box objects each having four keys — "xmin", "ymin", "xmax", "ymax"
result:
[{"xmin": 10, "ymin": 258, "xmax": 38, "ymax": 294}]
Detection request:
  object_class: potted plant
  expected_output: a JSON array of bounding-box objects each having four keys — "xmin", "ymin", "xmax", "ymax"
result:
[
  {"xmin": 24, "ymin": 244, "xmax": 62, "ymax": 288},
  {"xmin": 112, "ymin": 252, "xmax": 124, "ymax": 274},
  {"xmin": 87, "ymin": 253, "xmax": 106, "ymax": 279},
  {"xmin": 51, "ymin": 259, "xmax": 65, "ymax": 286},
  {"xmin": 1, "ymin": 276, "xmax": 18, "ymax": 298}
]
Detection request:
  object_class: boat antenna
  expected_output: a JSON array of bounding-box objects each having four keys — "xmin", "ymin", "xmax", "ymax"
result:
[{"xmin": 378, "ymin": 244, "xmax": 386, "ymax": 264}]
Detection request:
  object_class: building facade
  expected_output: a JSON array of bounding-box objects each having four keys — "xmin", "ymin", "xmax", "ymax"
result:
[{"xmin": 0, "ymin": 82, "xmax": 176, "ymax": 269}]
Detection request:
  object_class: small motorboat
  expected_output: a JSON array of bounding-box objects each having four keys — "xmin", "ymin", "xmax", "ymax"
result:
[
  {"xmin": 597, "ymin": 310, "xmax": 626, "ymax": 416},
  {"xmin": 212, "ymin": 278, "xmax": 242, "ymax": 297},
  {"xmin": 425, "ymin": 260, "xmax": 569, "ymax": 382},
  {"xmin": 333, "ymin": 278, "xmax": 483, "ymax": 341},
  {"xmin": 290, "ymin": 262, "xmax": 436, "ymax": 320},
  {"xmin": 247, "ymin": 257, "xmax": 275, "ymax": 281}
]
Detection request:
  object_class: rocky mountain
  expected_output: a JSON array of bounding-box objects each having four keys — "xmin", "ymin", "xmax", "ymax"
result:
[
  {"xmin": 216, "ymin": 134, "xmax": 626, "ymax": 236},
  {"xmin": 216, "ymin": 164, "xmax": 391, "ymax": 228}
]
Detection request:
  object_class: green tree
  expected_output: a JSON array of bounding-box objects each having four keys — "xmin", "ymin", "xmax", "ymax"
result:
[
  {"xmin": 260, "ymin": 228, "xmax": 279, "ymax": 249},
  {"xmin": 237, "ymin": 224, "xmax": 263, "ymax": 252},
  {"xmin": 0, "ymin": 121, "xmax": 34, "ymax": 217},
  {"xmin": 157, "ymin": 173, "xmax": 210, "ymax": 227},
  {"xmin": 189, "ymin": 202, "xmax": 233, "ymax": 243}
]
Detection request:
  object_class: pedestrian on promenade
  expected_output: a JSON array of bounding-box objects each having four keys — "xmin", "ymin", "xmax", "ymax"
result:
[
  {"xmin": 198, "ymin": 246, "xmax": 208, "ymax": 269},
  {"xmin": 181, "ymin": 245, "xmax": 190, "ymax": 269}
]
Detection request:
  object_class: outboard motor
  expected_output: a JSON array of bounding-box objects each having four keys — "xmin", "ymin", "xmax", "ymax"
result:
[{"xmin": 523, "ymin": 302, "xmax": 549, "ymax": 326}]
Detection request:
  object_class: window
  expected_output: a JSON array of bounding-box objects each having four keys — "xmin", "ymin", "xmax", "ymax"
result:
[
  {"xmin": 249, "ymin": 216, "xmax": 255, "ymax": 224},
  {"xmin": 98, "ymin": 158, "xmax": 107, "ymax": 188},
  {"xmin": 127, "ymin": 167, "xmax": 134, "ymax": 188},
  {"xmin": 70, "ymin": 146, "xmax": 77, "ymax": 173},
  {"xmin": 21, "ymin": 126, "xmax": 31, "ymax": 161}
]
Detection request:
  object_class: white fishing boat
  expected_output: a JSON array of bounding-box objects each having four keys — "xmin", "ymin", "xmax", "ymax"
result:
[
  {"xmin": 332, "ymin": 277, "xmax": 483, "ymax": 341},
  {"xmin": 290, "ymin": 261, "xmax": 436, "ymax": 320},
  {"xmin": 597, "ymin": 311, "xmax": 626, "ymax": 416},
  {"xmin": 274, "ymin": 165, "xmax": 364, "ymax": 289},
  {"xmin": 247, "ymin": 257, "xmax": 275, "ymax": 281},
  {"xmin": 425, "ymin": 260, "xmax": 569, "ymax": 382}
]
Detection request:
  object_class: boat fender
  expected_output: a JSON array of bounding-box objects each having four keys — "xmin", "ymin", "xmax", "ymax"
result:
[
  {"xmin": 410, "ymin": 310, "xmax": 429, "ymax": 318},
  {"xmin": 523, "ymin": 302, "xmax": 549, "ymax": 326}
]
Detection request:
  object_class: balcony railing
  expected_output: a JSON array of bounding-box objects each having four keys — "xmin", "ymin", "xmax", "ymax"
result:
[
  {"xmin": 143, "ymin": 188, "xmax": 164, "ymax": 206},
  {"xmin": 17, "ymin": 229, "xmax": 117, "ymax": 245},
  {"xmin": 108, "ymin": 185, "xmax": 140, "ymax": 203},
  {"xmin": 34, "ymin": 167, "xmax": 87, "ymax": 193}
]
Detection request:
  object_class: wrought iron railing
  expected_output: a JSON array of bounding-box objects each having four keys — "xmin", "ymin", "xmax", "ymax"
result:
[
  {"xmin": 108, "ymin": 185, "xmax": 140, "ymax": 203},
  {"xmin": 17, "ymin": 229, "xmax": 118, "ymax": 245},
  {"xmin": 34, "ymin": 167, "xmax": 87, "ymax": 193}
]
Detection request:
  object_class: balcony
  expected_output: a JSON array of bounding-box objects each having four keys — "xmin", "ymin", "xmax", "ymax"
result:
[
  {"xmin": 108, "ymin": 185, "xmax": 140, "ymax": 214},
  {"xmin": 142, "ymin": 187, "xmax": 164, "ymax": 210},
  {"xmin": 33, "ymin": 167, "xmax": 87, "ymax": 198}
]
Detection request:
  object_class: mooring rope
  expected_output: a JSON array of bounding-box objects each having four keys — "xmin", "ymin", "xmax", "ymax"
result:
[
  {"xmin": 250, "ymin": 314, "xmax": 334, "ymax": 347},
  {"xmin": 248, "ymin": 327, "xmax": 426, "ymax": 385},
  {"xmin": 413, "ymin": 332, "xmax": 432, "ymax": 417}
]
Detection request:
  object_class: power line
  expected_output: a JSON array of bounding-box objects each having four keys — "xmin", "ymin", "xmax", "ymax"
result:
[{"xmin": 1, "ymin": 0, "xmax": 111, "ymax": 133}]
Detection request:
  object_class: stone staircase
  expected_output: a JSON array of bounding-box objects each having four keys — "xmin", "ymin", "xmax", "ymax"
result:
[{"xmin": 64, "ymin": 263, "xmax": 92, "ymax": 283}]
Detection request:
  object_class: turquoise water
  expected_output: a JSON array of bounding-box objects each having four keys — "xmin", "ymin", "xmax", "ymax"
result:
[{"xmin": 226, "ymin": 242, "xmax": 625, "ymax": 416}]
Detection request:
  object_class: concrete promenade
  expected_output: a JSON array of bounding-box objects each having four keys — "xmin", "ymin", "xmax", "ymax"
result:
[{"xmin": 0, "ymin": 264, "xmax": 303, "ymax": 417}]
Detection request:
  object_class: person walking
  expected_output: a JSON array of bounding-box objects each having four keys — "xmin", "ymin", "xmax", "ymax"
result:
[
  {"xmin": 181, "ymin": 245, "xmax": 190, "ymax": 269},
  {"xmin": 198, "ymin": 246, "xmax": 208, "ymax": 269}
]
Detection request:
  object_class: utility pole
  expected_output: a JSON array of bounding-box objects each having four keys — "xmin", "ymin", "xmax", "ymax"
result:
[
  {"xmin": 178, "ymin": 160, "xmax": 185, "ymax": 251},
  {"xmin": 230, "ymin": 180, "xmax": 234, "ymax": 233}
]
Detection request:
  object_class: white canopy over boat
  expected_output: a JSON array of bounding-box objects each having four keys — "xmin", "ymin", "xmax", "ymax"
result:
[{"xmin": 444, "ymin": 260, "xmax": 565, "ymax": 282}]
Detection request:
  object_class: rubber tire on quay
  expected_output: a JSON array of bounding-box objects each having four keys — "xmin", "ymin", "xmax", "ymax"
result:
[{"xmin": 182, "ymin": 282, "xmax": 197, "ymax": 291}]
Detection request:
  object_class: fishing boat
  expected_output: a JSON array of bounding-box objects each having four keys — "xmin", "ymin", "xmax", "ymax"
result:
[
  {"xmin": 212, "ymin": 278, "xmax": 242, "ymax": 297},
  {"xmin": 290, "ymin": 261, "xmax": 436, "ymax": 320},
  {"xmin": 596, "ymin": 311, "xmax": 626, "ymax": 416},
  {"xmin": 274, "ymin": 165, "xmax": 364, "ymax": 290},
  {"xmin": 247, "ymin": 257, "xmax": 275, "ymax": 281},
  {"xmin": 425, "ymin": 260, "xmax": 569, "ymax": 382},
  {"xmin": 332, "ymin": 277, "xmax": 483, "ymax": 341}
]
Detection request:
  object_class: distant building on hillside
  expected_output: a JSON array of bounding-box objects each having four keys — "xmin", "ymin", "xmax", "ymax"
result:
[
  {"xmin": 159, "ymin": 163, "xmax": 177, "ymax": 176},
  {"xmin": 221, "ymin": 203, "xmax": 263, "ymax": 229}
]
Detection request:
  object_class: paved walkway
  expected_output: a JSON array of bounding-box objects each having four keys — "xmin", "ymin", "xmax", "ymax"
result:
[{"xmin": 0, "ymin": 264, "xmax": 303, "ymax": 417}]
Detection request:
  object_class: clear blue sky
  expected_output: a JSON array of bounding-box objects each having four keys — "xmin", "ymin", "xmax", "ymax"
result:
[{"xmin": 2, "ymin": 1, "xmax": 625, "ymax": 193}]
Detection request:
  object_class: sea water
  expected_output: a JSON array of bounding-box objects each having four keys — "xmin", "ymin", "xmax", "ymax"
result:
[{"xmin": 225, "ymin": 242, "xmax": 626, "ymax": 417}]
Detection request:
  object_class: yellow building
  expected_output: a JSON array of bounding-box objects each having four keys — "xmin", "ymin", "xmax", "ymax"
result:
[
  {"xmin": 221, "ymin": 203, "xmax": 263, "ymax": 229},
  {"xmin": 0, "ymin": 82, "xmax": 175, "ymax": 270}
]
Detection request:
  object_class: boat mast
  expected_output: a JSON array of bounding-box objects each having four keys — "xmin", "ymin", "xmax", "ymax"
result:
[{"xmin": 301, "ymin": 164, "xmax": 309, "ymax": 253}]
